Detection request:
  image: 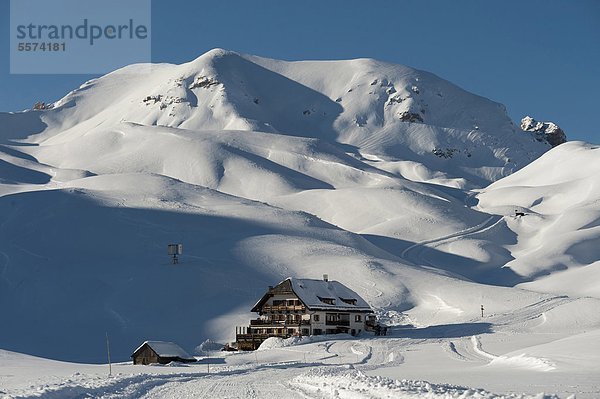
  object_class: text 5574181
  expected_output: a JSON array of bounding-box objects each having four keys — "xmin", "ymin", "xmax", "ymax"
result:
[{"xmin": 17, "ymin": 42, "xmax": 66, "ymax": 52}]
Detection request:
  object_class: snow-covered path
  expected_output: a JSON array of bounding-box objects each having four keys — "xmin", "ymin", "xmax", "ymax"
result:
[
  {"xmin": 136, "ymin": 367, "xmax": 306, "ymax": 399},
  {"xmin": 6, "ymin": 362, "xmax": 562, "ymax": 399}
]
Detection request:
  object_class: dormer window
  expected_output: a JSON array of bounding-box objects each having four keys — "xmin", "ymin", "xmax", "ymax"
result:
[
  {"xmin": 317, "ymin": 296, "xmax": 335, "ymax": 305},
  {"xmin": 340, "ymin": 298, "xmax": 357, "ymax": 305}
]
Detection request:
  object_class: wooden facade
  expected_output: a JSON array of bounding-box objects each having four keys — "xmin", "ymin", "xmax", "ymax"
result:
[
  {"xmin": 132, "ymin": 343, "xmax": 161, "ymax": 365},
  {"xmin": 235, "ymin": 277, "xmax": 375, "ymax": 350},
  {"xmin": 131, "ymin": 341, "xmax": 196, "ymax": 365}
]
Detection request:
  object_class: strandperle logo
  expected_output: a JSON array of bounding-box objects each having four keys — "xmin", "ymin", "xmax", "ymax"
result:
[
  {"xmin": 15, "ymin": 19, "xmax": 149, "ymax": 46},
  {"xmin": 10, "ymin": 0, "xmax": 151, "ymax": 74}
]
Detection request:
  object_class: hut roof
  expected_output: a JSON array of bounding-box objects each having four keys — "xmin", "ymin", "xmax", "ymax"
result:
[
  {"xmin": 289, "ymin": 278, "xmax": 371, "ymax": 310},
  {"xmin": 133, "ymin": 341, "xmax": 195, "ymax": 360},
  {"xmin": 252, "ymin": 277, "xmax": 372, "ymax": 312}
]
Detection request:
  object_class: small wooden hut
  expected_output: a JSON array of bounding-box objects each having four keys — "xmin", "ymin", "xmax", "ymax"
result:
[{"xmin": 131, "ymin": 341, "xmax": 196, "ymax": 365}]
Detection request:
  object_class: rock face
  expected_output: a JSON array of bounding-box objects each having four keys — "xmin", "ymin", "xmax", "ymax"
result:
[{"xmin": 521, "ymin": 116, "xmax": 567, "ymax": 147}]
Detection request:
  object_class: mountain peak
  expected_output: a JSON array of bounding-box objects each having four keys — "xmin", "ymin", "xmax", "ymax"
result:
[
  {"xmin": 521, "ymin": 115, "xmax": 567, "ymax": 147},
  {"xmin": 4, "ymin": 51, "xmax": 552, "ymax": 186}
]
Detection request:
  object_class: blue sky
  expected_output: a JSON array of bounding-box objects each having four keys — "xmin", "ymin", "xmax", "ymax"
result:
[{"xmin": 1, "ymin": 0, "xmax": 598, "ymax": 143}]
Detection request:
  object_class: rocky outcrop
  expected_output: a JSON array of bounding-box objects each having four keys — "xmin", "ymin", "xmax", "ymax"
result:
[
  {"xmin": 521, "ymin": 116, "xmax": 567, "ymax": 147},
  {"xmin": 398, "ymin": 111, "xmax": 423, "ymax": 123},
  {"xmin": 189, "ymin": 76, "xmax": 220, "ymax": 90}
]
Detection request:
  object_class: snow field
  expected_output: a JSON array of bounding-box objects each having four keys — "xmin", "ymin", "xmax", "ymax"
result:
[{"xmin": 1, "ymin": 49, "xmax": 598, "ymax": 398}]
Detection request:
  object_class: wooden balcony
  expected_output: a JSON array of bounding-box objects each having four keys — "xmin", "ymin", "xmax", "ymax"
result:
[
  {"xmin": 236, "ymin": 331, "xmax": 294, "ymax": 351},
  {"xmin": 250, "ymin": 319, "xmax": 310, "ymax": 326},
  {"xmin": 261, "ymin": 305, "xmax": 305, "ymax": 312}
]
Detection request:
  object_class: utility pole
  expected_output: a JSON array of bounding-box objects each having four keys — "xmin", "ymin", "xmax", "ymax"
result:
[
  {"xmin": 206, "ymin": 350, "xmax": 210, "ymax": 374},
  {"xmin": 106, "ymin": 332, "xmax": 112, "ymax": 377},
  {"xmin": 481, "ymin": 304, "xmax": 485, "ymax": 318}
]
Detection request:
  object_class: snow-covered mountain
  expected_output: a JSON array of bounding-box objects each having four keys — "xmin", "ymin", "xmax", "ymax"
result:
[{"xmin": 0, "ymin": 48, "xmax": 598, "ymax": 382}]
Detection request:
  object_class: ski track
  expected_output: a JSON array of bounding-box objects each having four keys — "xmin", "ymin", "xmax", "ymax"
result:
[
  {"xmin": 138, "ymin": 368, "xmax": 306, "ymax": 399},
  {"xmin": 470, "ymin": 336, "xmax": 556, "ymax": 372},
  {"xmin": 15, "ymin": 372, "xmax": 205, "ymax": 399},
  {"xmin": 488, "ymin": 295, "xmax": 574, "ymax": 331},
  {"xmin": 401, "ymin": 215, "xmax": 502, "ymax": 267}
]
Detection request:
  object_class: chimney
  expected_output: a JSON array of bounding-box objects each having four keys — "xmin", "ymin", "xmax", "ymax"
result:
[
  {"xmin": 323, "ymin": 274, "xmax": 328, "ymax": 282},
  {"xmin": 268, "ymin": 285, "xmax": 273, "ymax": 290}
]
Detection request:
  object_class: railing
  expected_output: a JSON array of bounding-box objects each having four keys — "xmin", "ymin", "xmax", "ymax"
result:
[
  {"xmin": 236, "ymin": 333, "xmax": 281, "ymax": 350},
  {"xmin": 326, "ymin": 320, "xmax": 350, "ymax": 326},
  {"xmin": 250, "ymin": 319, "xmax": 310, "ymax": 326},
  {"xmin": 261, "ymin": 305, "xmax": 305, "ymax": 312},
  {"xmin": 236, "ymin": 333, "xmax": 285, "ymax": 341}
]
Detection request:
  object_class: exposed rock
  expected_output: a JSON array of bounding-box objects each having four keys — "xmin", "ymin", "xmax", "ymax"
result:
[
  {"xmin": 398, "ymin": 111, "xmax": 423, "ymax": 123},
  {"xmin": 32, "ymin": 101, "xmax": 53, "ymax": 110},
  {"xmin": 143, "ymin": 95, "xmax": 162, "ymax": 104},
  {"xmin": 189, "ymin": 76, "xmax": 220, "ymax": 90},
  {"xmin": 387, "ymin": 95, "xmax": 405, "ymax": 106},
  {"xmin": 433, "ymin": 148, "xmax": 459, "ymax": 159},
  {"xmin": 521, "ymin": 116, "xmax": 567, "ymax": 147},
  {"xmin": 143, "ymin": 94, "xmax": 186, "ymax": 110}
]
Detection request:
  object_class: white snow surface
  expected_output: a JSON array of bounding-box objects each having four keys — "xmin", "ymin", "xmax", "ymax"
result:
[{"xmin": 0, "ymin": 49, "xmax": 598, "ymax": 398}]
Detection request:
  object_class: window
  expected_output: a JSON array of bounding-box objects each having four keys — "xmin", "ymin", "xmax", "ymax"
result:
[
  {"xmin": 317, "ymin": 296, "xmax": 335, "ymax": 305},
  {"xmin": 313, "ymin": 314, "xmax": 320, "ymax": 322},
  {"xmin": 313, "ymin": 329, "xmax": 322, "ymax": 335},
  {"xmin": 355, "ymin": 315, "xmax": 362, "ymax": 322},
  {"xmin": 272, "ymin": 300, "xmax": 285, "ymax": 306},
  {"xmin": 302, "ymin": 328, "xmax": 310, "ymax": 335},
  {"xmin": 340, "ymin": 298, "xmax": 357, "ymax": 305}
]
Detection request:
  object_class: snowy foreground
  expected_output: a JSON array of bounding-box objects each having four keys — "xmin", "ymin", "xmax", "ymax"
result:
[
  {"xmin": 3, "ymin": 311, "xmax": 599, "ymax": 399},
  {"xmin": 1, "ymin": 330, "xmax": 597, "ymax": 399},
  {"xmin": 1, "ymin": 49, "xmax": 599, "ymax": 398}
]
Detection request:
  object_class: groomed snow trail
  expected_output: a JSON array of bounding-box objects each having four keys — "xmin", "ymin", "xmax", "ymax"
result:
[
  {"xmin": 22, "ymin": 365, "xmax": 558, "ymax": 399},
  {"xmin": 138, "ymin": 368, "xmax": 306, "ymax": 399}
]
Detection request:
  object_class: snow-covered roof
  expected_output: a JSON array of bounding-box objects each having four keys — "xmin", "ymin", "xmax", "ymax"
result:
[
  {"xmin": 288, "ymin": 278, "xmax": 372, "ymax": 311},
  {"xmin": 133, "ymin": 341, "xmax": 195, "ymax": 360}
]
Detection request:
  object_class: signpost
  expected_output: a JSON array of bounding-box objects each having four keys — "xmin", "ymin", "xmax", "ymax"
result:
[{"xmin": 168, "ymin": 244, "xmax": 183, "ymax": 264}]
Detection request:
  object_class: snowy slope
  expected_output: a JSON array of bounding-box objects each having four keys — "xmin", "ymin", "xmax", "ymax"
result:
[
  {"xmin": 476, "ymin": 142, "xmax": 600, "ymax": 295},
  {"xmin": 398, "ymin": 141, "xmax": 600, "ymax": 291},
  {"xmin": 2, "ymin": 49, "xmax": 549, "ymax": 186},
  {"xmin": 0, "ymin": 48, "xmax": 598, "ymax": 397}
]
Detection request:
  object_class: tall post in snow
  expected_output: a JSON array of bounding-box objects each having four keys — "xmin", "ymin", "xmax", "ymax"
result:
[
  {"xmin": 480, "ymin": 304, "xmax": 484, "ymax": 318},
  {"xmin": 106, "ymin": 332, "xmax": 112, "ymax": 377}
]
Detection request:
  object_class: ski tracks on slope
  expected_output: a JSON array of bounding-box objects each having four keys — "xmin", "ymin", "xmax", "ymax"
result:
[
  {"xmin": 137, "ymin": 368, "xmax": 306, "ymax": 399},
  {"xmin": 470, "ymin": 336, "xmax": 556, "ymax": 371},
  {"xmin": 443, "ymin": 335, "xmax": 556, "ymax": 372},
  {"xmin": 401, "ymin": 215, "xmax": 503, "ymax": 267},
  {"xmin": 489, "ymin": 295, "xmax": 574, "ymax": 332},
  {"xmin": 19, "ymin": 372, "xmax": 205, "ymax": 399}
]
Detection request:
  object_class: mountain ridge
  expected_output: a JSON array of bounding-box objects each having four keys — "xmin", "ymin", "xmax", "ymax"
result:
[{"xmin": 0, "ymin": 49, "xmax": 597, "ymax": 363}]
